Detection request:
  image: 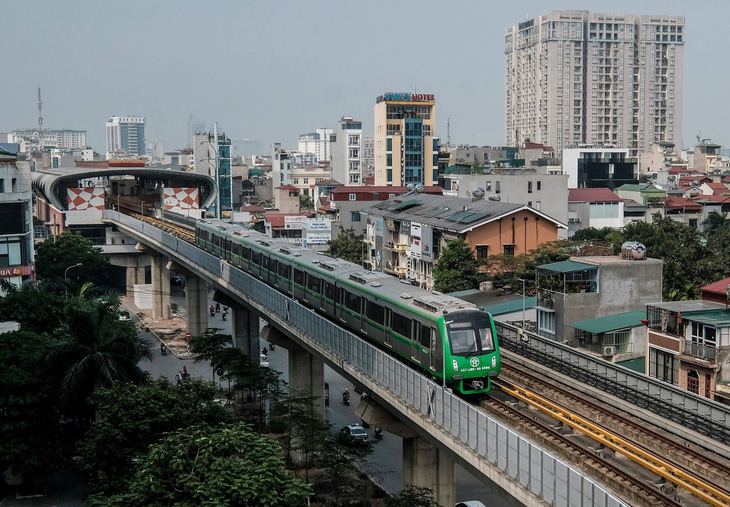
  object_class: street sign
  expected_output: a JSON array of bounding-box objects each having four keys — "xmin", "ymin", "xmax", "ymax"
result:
[{"xmin": 185, "ymin": 332, "xmax": 192, "ymax": 339}]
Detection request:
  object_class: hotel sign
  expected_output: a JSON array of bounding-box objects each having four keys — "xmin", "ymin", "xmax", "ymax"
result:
[{"xmin": 377, "ymin": 92, "xmax": 435, "ymax": 103}]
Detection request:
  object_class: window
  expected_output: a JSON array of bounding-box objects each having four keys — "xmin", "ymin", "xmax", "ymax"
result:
[
  {"xmin": 420, "ymin": 325, "xmax": 433, "ymax": 347},
  {"xmin": 503, "ymin": 244, "xmax": 515, "ymax": 256},
  {"xmin": 277, "ymin": 262, "xmax": 290, "ymax": 279},
  {"xmin": 391, "ymin": 311, "xmax": 411, "ymax": 338},
  {"xmin": 687, "ymin": 370, "xmax": 700, "ymax": 395},
  {"xmin": 537, "ymin": 309, "xmax": 556, "ymax": 338},
  {"xmin": 307, "ymin": 275, "xmax": 320, "ymax": 294},
  {"xmin": 251, "ymin": 251, "xmax": 261, "ymax": 265},
  {"xmin": 537, "ymin": 181, "xmax": 541, "ymax": 191},
  {"xmin": 528, "ymin": 181, "xmax": 533, "ymax": 193},
  {"xmin": 351, "ymin": 211, "xmax": 361, "ymax": 222},
  {"xmin": 345, "ymin": 291, "xmax": 361, "ymax": 312},
  {"xmin": 476, "ymin": 245, "xmax": 488, "ymax": 260},
  {"xmin": 349, "ymin": 193, "xmax": 356, "ymax": 201},
  {"xmin": 294, "ymin": 269, "xmax": 304, "ymax": 285},
  {"xmin": 649, "ymin": 348, "xmax": 676, "ymax": 384},
  {"xmin": 323, "ymin": 281, "xmax": 334, "ymax": 301},
  {"xmin": 366, "ymin": 301, "xmax": 384, "ymax": 325}
]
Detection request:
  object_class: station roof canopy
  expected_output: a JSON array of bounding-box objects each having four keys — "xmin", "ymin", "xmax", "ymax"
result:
[
  {"xmin": 537, "ymin": 260, "xmax": 596, "ymax": 274},
  {"xmin": 569, "ymin": 310, "xmax": 646, "ymax": 334},
  {"xmin": 31, "ymin": 166, "xmax": 217, "ymax": 211}
]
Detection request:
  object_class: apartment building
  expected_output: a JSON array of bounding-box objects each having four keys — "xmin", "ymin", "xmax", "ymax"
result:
[
  {"xmin": 374, "ymin": 92, "xmax": 438, "ymax": 186},
  {"xmin": 505, "ymin": 11, "xmax": 684, "ymax": 158},
  {"xmin": 106, "ymin": 116, "xmax": 146, "ymax": 158},
  {"xmin": 330, "ymin": 117, "xmax": 363, "ymax": 185}
]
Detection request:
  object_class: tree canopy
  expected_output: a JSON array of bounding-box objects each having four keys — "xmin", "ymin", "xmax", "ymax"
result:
[
  {"xmin": 77, "ymin": 378, "xmax": 233, "ymax": 497},
  {"xmin": 0, "ymin": 283, "xmax": 65, "ymax": 334},
  {"xmin": 94, "ymin": 423, "xmax": 312, "ymax": 507},
  {"xmin": 433, "ymin": 238, "xmax": 484, "ymax": 293},
  {"xmin": 327, "ymin": 227, "xmax": 364, "ymax": 264},
  {"xmin": 35, "ymin": 233, "xmax": 111, "ymax": 293}
]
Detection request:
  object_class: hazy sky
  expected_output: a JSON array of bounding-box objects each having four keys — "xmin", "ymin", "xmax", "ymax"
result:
[{"xmin": 3, "ymin": 0, "xmax": 727, "ymax": 153}]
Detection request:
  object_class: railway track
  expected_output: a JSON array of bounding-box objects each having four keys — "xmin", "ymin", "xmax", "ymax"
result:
[
  {"xmin": 129, "ymin": 212, "xmax": 196, "ymax": 243},
  {"xmin": 490, "ymin": 364, "xmax": 730, "ymax": 506}
]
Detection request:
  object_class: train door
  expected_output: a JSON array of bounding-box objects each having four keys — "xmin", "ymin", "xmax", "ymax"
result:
[
  {"xmin": 411, "ymin": 321, "xmax": 421, "ymax": 362},
  {"xmin": 261, "ymin": 255, "xmax": 270, "ymax": 282},
  {"xmin": 270, "ymin": 259, "xmax": 278, "ymax": 288},
  {"xmin": 322, "ymin": 281, "xmax": 335, "ymax": 316},
  {"xmin": 337, "ymin": 287, "xmax": 346, "ymax": 322},
  {"xmin": 384, "ymin": 308, "xmax": 393, "ymax": 347},
  {"xmin": 429, "ymin": 327, "xmax": 438, "ymax": 371}
]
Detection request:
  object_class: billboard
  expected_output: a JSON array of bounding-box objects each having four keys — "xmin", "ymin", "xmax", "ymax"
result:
[
  {"xmin": 163, "ymin": 188, "xmax": 199, "ymax": 210},
  {"xmin": 67, "ymin": 187, "xmax": 105, "ymax": 210},
  {"xmin": 410, "ymin": 222, "xmax": 422, "ymax": 258},
  {"xmin": 421, "ymin": 224, "xmax": 433, "ymax": 261}
]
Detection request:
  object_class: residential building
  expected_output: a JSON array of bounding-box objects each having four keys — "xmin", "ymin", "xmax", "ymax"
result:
[
  {"xmin": 374, "ymin": 92, "xmax": 438, "ymax": 186},
  {"xmin": 271, "ymin": 143, "xmax": 293, "ymax": 189},
  {"xmin": 291, "ymin": 165, "xmax": 330, "ymax": 198},
  {"xmin": 563, "ymin": 146, "xmax": 638, "ymax": 189},
  {"xmin": 505, "ymin": 11, "xmax": 684, "ymax": 158},
  {"xmin": 273, "ymin": 185, "xmax": 300, "ymax": 214},
  {"xmin": 360, "ymin": 193, "xmax": 564, "ymax": 290},
  {"xmin": 12, "ymin": 128, "xmax": 87, "ymax": 152},
  {"xmin": 535, "ymin": 255, "xmax": 662, "ymax": 348},
  {"xmin": 0, "ymin": 147, "xmax": 34, "ymax": 292},
  {"xmin": 298, "ymin": 128, "xmax": 333, "ymax": 163},
  {"xmin": 106, "ymin": 116, "xmax": 146, "ymax": 158},
  {"xmin": 693, "ymin": 140, "xmax": 722, "ymax": 174},
  {"xmin": 330, "ymin": 116, "xmax": 363, "ymax": 185},
  {"xmin": 645, "ymin": 298, "xmax": 730, "ymax": 403},
  {"xmin": 325, "ymin": 185, "xmax": 443, "ymax": 238},
  {"xmin": 638, "ymin": 141, "xmax": 683, "ymax": 176},
  {"xmin": 567, "ymin": 188, "xmax": 624, "ymax": 235},
  {"xmin": 440, "ymin": 169, "xmax": 569, "ymax": 237},
  {"xmin": 362, "ymin": 136, "xmax": 374, "ymax": 176}
]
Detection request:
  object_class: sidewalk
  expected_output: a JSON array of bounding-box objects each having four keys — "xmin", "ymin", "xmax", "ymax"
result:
[{"xmin": 122, "ymin": 297, "xmax": 193, "ymax": 358}]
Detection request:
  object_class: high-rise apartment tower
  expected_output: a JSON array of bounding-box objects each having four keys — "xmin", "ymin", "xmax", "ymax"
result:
[
  {"xmin": 106, "ymin": 116, "xmax": 146, "ymax": 159},
  {"xmin": 505, "ymin": 11, "xmax": 684, "ymax": 158},
  {"xmin": 374, "ymin": 92, "xmax": 438, "ymax": 186}
]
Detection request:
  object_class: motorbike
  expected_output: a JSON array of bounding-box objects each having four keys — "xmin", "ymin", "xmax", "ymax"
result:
[
  {"xmin": 221, "ymin": 310, "xmax": 227, "ymax": 321},
  {"xmin": 209, "ymin": 306, "xmax": 215, "ymax": 317},
  {"xmin": 342, "ymin": 389, "xmax": 350, "ymax": 405},
  {"xmin": 268, "ymin": 342, "xmax": 276, "ymax": 351},
  {"xmin": 374, "ymin": 427, "xmax": 383, "ymax": 440}
]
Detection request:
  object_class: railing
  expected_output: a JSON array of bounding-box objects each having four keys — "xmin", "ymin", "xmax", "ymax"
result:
[
  {"xmin": 103, "ymin": 210, "xmax": 625, "ymax": 507},
  {"xmin": 682, "ymin": 341, "xmax": 717, "ymax": 361},
  {"xmin": 495, "ymin": 321, "xmax": 730, "ymax": 445}
]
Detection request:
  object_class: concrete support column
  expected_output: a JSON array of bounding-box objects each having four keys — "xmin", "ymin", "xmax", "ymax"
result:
[
  {"xmin": 184, "ymin": 274, "xmax": 209, "ymax": 337},
  {"xmin": 125, "ymin": 265, "xmax": 145, "ymax": 293},
  {"xmin": 233, "ymin": 306, "xmax": 261, "ymax": 361},
  {"xmin": 151, "ymin": 255, "xmax": 170, "ymax": 320},
  {"xmin": 288, "ymin": 344, "xmax": 325, "ymax": 419},
  {"xmin": 403, "ymin": 436, "xmax": 455, "ymax": 507}
]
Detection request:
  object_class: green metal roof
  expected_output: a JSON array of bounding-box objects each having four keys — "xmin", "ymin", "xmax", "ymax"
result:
[
  {"xmin": 568, "ymin": 310, "xmax": 646, "ymax": 334},
  {"xmin": 480, "ymin": 296, "xmax": 537, "ymax": 316},
  {"xmin": 682, "ymin": 310, "xmax": 730, "ymax": 327},
  {"xmin": 537, "ymin": 260, "xmax": 596, "ymax": 274},
  {"xmin": 388, "ymin": 199, "xmax": 420, "ymax": 211}
]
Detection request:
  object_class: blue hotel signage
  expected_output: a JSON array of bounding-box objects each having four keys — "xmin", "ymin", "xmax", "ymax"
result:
[{"xmin": 377, "ymin": 92, "xmax": 435, "ymax": 103}]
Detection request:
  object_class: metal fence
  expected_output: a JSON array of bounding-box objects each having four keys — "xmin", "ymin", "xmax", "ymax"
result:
[
  {"xmin": 103, "ymin": 210, "xmax": 625, "ymax": 507},
  {"xmin": 495, "ymin": 321, "xmax": 730, "ymax": 444}
]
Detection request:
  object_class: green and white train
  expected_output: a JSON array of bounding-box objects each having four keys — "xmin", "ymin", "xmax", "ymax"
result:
[{"xmin": 196, "ymin": 219, "xmax": 500, "ymax": 394}]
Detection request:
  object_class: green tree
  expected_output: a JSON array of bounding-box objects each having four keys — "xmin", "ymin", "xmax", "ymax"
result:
[
  {"xmin": 92, "ymin": 423, "xmax": 312, "ymax": 507},
  {"xmin": 77, "ymin": 378, "xmax": 232, "ymax": 496},
  {"xmin": 703, "ymin": 211, "xmax": 730, "ymax": 235},
  {"xmin": 0, "ymin": 283, "xmax": 64, "ymax": 334},
  {"xmin": 299, "ymin": 193, "xmax": 314, "ymax": 211},
  {"xmin": 327, "ymin": 227, "xmax": 364, "ymax": 264},
  {"xmin": 315, "ymin": 425, "xmax": 375, "ymax": 504},
  {"xmin": 434, "ymin": 238, "xmax": 484, "ymax": 293},
  {"xmin": 35, "ymin": 233, "xmax": 111, "ymax": 293},
  {"xmin": 48, "ymin": 285, "xmax": 152, "ymax": 410},
  {"xmin": 571, "ymin": 227, "xmax": 614, "ymax": 243},
  {"xmin": 386, "ymin": 487, "xmax": 439, "ymax": 507},
  {"xmin": 0, "ymin": 331, "xmax": 65, "ymax": 486}
]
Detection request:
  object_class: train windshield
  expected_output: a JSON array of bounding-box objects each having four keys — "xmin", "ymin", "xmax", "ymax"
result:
[{"xmin": 447, "ymin": 316, "xmax": 495, "ymax": 356}]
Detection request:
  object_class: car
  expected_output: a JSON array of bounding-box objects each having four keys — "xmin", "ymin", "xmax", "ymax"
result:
[
  {"xmin": 259, "ymin": 354, "xmax": 269, "ymax": 368},
  {"xmin": 342, "ymin": 423, "xmax": 368, "ymax": 441},
  {"xmin": 118, "ymin": 311, "xmax": 132, "ymax": 322},
  {"xmin": 455, "ymin": 502, "xmax": 487, "ymax": 507}
]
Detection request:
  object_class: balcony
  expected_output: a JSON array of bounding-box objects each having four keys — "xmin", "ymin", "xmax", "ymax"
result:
[
  {"xmin": 384, "ymin": 241, "xmax": 406, "ymax": 253},
  {"xmin": 682, "ymin": 341, "xmax": 716, "ymax": 362},
  {"xmin": 384, "ymin": 265, "xmax": 407, "ymax": 276}
]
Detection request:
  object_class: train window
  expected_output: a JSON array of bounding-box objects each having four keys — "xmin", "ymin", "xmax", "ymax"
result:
[
  {"xmin": 392, "ymin": 311, "xmax": 411, "ymax": 338},
  {"xmin": 252, "ymin": 251, "xmax": 261, "ymax": 265},
  {"xmin": 421, "ymin": 326, "xmax": 433, "ymax": 347},
  {"xmin": 270, "ymin": 259, "xmax": 278, "ymax": 275},
  {"xmin": 241, "ymin": 246, "xmax": 250, "ymax": 261},
  {"xmin": 307, "ymin": 275, "xmax": 320, "ymax": 294},
  {"xmin": 213, "ymin": 235, "xmax": 219, "ymax": 247},
  {"xmin": 294, "ymin": 269, "xmax": 303, "ymax": 285},
  {"xmin": 323, "ymin": 281, "xmax": 334, "ymax": 300},
  {"xmin": 278, "ymin": 262, "xmax": 290, "ymax": 279},
  {"xmin": 366, "ymin": 302, "xmax": 384, "ymax": 325},
  {"xmin": 232, "ymin": 243, "xmax": 240, "ymax": 258},
  {"xmin": 345, "ymin": 291, "xmax": 360, "ymax": 312},
  {"xmin": 262, "ymin": 256, "xmax": 270, "ymax": 271}
]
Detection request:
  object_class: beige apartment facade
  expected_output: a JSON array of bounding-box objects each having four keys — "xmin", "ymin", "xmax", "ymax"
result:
[
  {"xmin": 505, "ymin": 10, "xmax": 684, "ymax": 159},
  {"xmin": 374, "ymin": 92, "xmax": 437, "ymax": 187}
]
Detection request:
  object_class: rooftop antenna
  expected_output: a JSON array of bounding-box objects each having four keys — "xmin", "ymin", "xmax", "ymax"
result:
[
  {"xmin": 447, "ymin": 117, "xmax": 451, "ymax": 148},
  {"xmin": 37, "ymin": 87, "xmax": 43, "ymax": 149}
]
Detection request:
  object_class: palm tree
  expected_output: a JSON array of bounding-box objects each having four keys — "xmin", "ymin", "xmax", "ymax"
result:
[
  {"xmin": 49, "ymin": 283, "xmax": 153, "ymax": 409},
  {"xmin": 703, "ymin": 211, "xmax": 730, "ymax": 235}
]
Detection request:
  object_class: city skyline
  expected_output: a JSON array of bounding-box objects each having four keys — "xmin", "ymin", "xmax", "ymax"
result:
[{"xmin": 2, "ymin": 0, "xmax": 726, "ymax": 154}]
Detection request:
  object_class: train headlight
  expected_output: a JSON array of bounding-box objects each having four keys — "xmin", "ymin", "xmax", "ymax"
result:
[
  {"xmin": 452, "ymin": 359, "xmax": 459, "ymax": 371},
  {"xmin": 492, "ymin": 356, "xmax": 496, "ymax": 367}
]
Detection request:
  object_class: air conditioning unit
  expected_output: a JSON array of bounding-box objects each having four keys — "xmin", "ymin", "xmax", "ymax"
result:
[
  {"xmin": 603, "ymin": 346, "xmax": 615, "ymax": 356},
  {"xmin": 568, "ymin": 218, "xmax": 577, "ymax": 223},
  {"xmin": 575, "ymin": 218, "xmax": 582, "ymax": 223}
]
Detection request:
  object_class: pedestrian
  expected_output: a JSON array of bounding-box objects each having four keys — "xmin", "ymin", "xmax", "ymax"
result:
[
  {"xmin": 183, "ymin": 365, "xmax": 188, "ymax": 376},
  {"xmin": 160, "ymin": 342, "xmax": 167, "ymax": 356},
  {"xmin": 262, "ymin": 346, "xmax": 268, "ymax": 357}
]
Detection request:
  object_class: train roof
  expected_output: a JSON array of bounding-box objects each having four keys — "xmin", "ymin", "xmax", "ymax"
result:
[{"xmin": 198, "ymin": 219, "xmax": 479, "ymax": 319}]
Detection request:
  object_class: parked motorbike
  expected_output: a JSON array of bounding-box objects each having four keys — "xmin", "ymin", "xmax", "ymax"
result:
[
  {"xmin": 342, "ymin": 389, "xmax": 351, "ymax": 406},
  {"xmin": 374, "ymin": 427, "xmax": 383, "ymax": 440}
]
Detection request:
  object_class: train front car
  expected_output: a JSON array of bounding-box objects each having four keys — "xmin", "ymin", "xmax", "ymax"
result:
[{"xmin": 441, "ymin": 310, "xmax": 500, "ymax": 394}]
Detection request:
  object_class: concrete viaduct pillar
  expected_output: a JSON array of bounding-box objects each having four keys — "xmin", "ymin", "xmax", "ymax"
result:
[
  {"xmin": 184, "ymin": 274, "xmax": 209, "ymax": 337},
  {"xmin": 232, "ymin": 305, "xmax": 261, "ymax": 361},
  {"xmin": 151, "ymin": 255, "xmax": 170, "ymax": 320}
]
